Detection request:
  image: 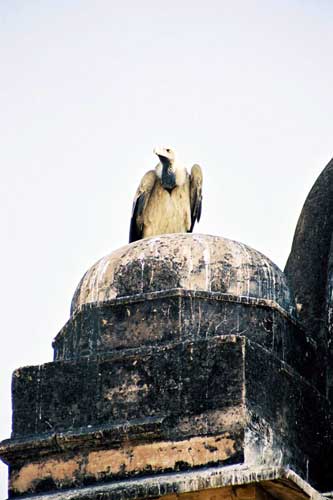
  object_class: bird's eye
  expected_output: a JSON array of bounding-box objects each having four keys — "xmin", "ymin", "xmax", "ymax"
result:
[{"xmin": 166, "ymin": 148, "xmax": 170, "ymax": 153}]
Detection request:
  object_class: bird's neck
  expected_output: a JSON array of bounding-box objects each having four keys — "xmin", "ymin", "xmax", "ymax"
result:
[
  {"xmin": 159, "ymin": 156, "xmax": 170, "ymax": 169},
  {"xmin": 156, "ymin": 158, "xmax": 187, "ymax": 189},
  {"xmin": 161, "ymin": 159, "xmax": 176, "ymax": 192}
]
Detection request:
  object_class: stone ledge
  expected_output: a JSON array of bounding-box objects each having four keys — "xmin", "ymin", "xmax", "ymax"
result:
[
  {"xmin": 66, "ymin": 288, "xmax": 299, "ymax": 325},
  {"xmin": 54, "ymin": 287, "xmax": 300, "ymax": 360},
  {"xmin": 0, "ymin": 416, "xmax": 167, "ymax": 464},
  {"xmin": 7, "ymin": 465, "xmax": 323, "ymax": 500},
  {"xmin": 4, "ymin": 336, "xmax": 331, "ymax": 494}
]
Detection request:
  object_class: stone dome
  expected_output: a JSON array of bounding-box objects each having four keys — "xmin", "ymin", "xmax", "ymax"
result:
[{"xmin": 71, "ymin": 234, "xmax": 293, "ymax": 316}]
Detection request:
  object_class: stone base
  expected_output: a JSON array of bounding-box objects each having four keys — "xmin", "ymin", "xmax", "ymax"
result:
[
  {"xmin": 1, "ymin": 336, "xmax": 331, "ymax": 497},
  {"xmin": 0, "ymin": 466, "xmax": 324, "ymax": 500}
]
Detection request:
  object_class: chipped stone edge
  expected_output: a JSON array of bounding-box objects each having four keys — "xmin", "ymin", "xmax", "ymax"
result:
[
  {"xmin": 6, "ymin": 464, "xmax": 324, "ymax": 500},
  {"xmin": 0, "ymin": 416, "xmax": 167, "ymax": 465}
]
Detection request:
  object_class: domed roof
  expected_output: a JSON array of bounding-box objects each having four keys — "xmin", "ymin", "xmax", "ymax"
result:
[{"xmin": 71, "ymin": 234, "xmax": 293, "ymax": 316}]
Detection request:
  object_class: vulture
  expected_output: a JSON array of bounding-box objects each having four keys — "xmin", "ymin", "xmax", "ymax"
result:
[{"xmin": 129, "ymin": 147, "xmax": 203, "ymax": 243}]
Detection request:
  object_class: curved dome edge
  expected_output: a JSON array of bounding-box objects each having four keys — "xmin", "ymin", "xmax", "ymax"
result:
[{"xmin": 70, "ymin": 233, "xmax": 294, "ymax": 317}]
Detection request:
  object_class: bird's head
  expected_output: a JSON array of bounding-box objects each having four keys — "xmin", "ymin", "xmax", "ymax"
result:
[{"xmin": 153, "ymin": 146, "xmax": 177, "ymax": 165}]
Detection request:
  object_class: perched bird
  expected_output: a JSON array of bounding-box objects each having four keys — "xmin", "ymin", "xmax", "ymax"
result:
[{"xmin": 129, "ymin": 146, "xmax": 203, "ymax": 243}]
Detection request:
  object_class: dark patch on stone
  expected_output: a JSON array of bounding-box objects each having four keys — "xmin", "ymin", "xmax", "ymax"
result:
[
  {"xmin": 114, "ymin": 258, "xmax": 181, "ymax": 297},
  {"xmin": 203, "ymin": 443, "xmax": 218, "ymax": 452},
  {"xmin": 9, "ymin": 475, "xmax": 57, "ymax": 497},
  {"xmin": 32, "ymin": 477, "xmax": 57, "ymax": 493},
  {"xmin": 263, "ymin": 317, "xmax": 273, "ymax": 333}
]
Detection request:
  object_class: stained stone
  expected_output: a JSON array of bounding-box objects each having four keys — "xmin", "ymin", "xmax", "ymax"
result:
[
  {"xmin": 1, "ymin": 233, "xmax": 332, "ymax": 499},
  {"xmin": 285, "ymin": 158, "xmax": 333, "ymax": 392}
]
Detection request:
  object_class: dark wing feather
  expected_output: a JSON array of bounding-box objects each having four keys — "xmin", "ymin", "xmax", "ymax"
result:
[
  {"xmin": 189, "ymin": 164, "xmax": 203, "ymax": 232},
  {"xmin": 129, "ymin": 170, "xmax": 157, "ymax": 243}
]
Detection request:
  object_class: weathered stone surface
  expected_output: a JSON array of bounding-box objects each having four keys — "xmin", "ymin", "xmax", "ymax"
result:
[
  {"xmin": 8, "ymin": 434, "xmax": 239, "ymax": 496},
  {"xmin": 245, "ymin": 342, "xmax": 332, "ymax": 488},
  {"xmin": 71, "ymin": 235, "xmax": 294, "ymax": 315},
  {"xmin": 53, "ymin": 236, "xmax": 314, "ymax": 383},
  {"xmin": 12, "ymin": 336, "xmax": 246, "ymax": 438},
  {"xmin": 0, "ymin": 465, "xmax": 324, "ymax": 500},
  {"xmin": 285, "ymin": 158, "xmax": 333, "ymax": 391},
  {"xmin": 2, "ymin": 337, "xmax": 331, "ymax": 496},
  {"xmin": 53, "ymin": 290, "xmax": 314, "ymax": 382},
  {"xmin": 2, "ymin": 233, "xmax": 333, "ymax": 498}
]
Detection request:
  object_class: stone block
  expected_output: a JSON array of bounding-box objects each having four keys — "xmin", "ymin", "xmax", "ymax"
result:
[{"xmin": 1, "ymin": 336, "xmax": 331, "ymax": 496}]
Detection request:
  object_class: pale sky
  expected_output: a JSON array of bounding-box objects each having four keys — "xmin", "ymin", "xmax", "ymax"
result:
[{"xmin": 1, "ymin": 1, "xmax": 333, "ymax": 496}]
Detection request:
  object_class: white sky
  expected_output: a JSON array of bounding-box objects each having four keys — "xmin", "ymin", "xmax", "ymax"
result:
[{"xmin": 1, "ymin": 1, "xmax": 333, "ymax": 496}]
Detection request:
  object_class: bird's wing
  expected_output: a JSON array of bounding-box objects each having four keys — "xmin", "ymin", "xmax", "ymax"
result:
[
  {"xmin": 189, "ymin": 164, "xmax": 203, "ymax": 232},
  {"xmin": 129, "ymin": 170, "xmax": 157, "ymax": 243}
]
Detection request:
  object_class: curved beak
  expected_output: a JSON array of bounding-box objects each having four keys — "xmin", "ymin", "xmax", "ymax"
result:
[{"xmin": 153, "ymin": 147, "xmax": 162, "ymax": 157}]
